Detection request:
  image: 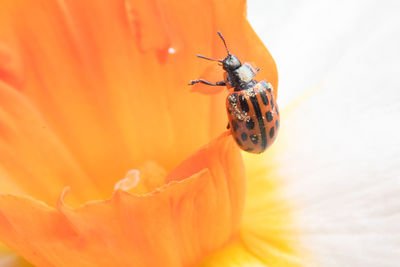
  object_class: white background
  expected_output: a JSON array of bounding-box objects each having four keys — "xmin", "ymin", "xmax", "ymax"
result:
[{"xmin": 248, "ymin": 1, "xmax": 400, "ymax": 266}]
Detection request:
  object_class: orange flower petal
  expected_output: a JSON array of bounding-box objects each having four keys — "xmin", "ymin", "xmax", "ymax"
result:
[
  {"xmin": 0, "ymin": 134, "xmax": 245, "ymax": 266},
  {"xmin": 0, "ymin": 81, "xmax": 101, "ymax": 206},
  {"xmin": 0, "ymin": 0, "xmax": 278, "ymax": 265},
  {"xmin": 0, "ymin": 0, "xmax": 276, "ymax": 203}
]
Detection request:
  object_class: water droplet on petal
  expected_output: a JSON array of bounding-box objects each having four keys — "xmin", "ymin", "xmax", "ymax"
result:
[{"xmin": 168, "ymin": 47, "xmax": 176, "ymax": 54}]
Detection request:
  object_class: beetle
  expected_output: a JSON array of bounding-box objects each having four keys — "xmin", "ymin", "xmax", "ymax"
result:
[{"xmin": 189, "ymin": 32, "xmax": 279, "ymax": 154}]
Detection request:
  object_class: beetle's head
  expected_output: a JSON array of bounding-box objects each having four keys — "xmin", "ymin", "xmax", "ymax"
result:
[{"xmin": 222, "ymin": 54, "xmax": 241, "ymax": 71}]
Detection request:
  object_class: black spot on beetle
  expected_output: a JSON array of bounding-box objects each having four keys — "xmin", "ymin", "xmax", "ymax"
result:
[
  {"xmin": 239, "ymin": 95, "xmax": 249, "ymax": 113},
  {"xmin": 269, "ymin": 127, "xmax": 275, "ymax": 139},
  {"xmin": 241, "ymin": 132, "xmax": 248, "ymax": 141},
  {"xmin": 266, "ymin": 84, "xmax": 272, "ymax": 93},
  {"xmin": 231, "ymin": 120, "xmax": 239, "ymax": 132},
  {"xmin": 260, "ymin": 90, "xmax": 269, "ymax": 106},
  {"xmin": 234, "ymin": 121, "xmax": 239, "ymax": 131},
  {"xmin": 250, "ymin": 134, "xmax": 258, "ymax": 144},
  {"xmin": 246, "ymin": 118, "xmax": 255, "ymax": 130},
  {"xmin": 265, "ymin": 111, "xmax": 273, "ymax": 122}
]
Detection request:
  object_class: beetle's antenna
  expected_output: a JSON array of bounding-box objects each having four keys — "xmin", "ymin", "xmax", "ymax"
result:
[
  {"xmin": 197, "ymin": 54, "xmax": 223, "ymax": 62},
  {"xmin": 217, "ymin": 31, "xmax": 231, "ymax": 55}
]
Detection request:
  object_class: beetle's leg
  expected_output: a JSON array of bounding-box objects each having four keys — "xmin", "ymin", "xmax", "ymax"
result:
[
  {"xmin": 226, "ymin": 122, "xmax": 230, "ymax": 129},
  {"xmin": 189, "ymin": 79, "xmax": 226, "ymax": 86}
]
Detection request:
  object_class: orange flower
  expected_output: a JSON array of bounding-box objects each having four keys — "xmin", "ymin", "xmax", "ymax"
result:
[{"xmin": 0, "ymin": 0, "xmax": 298, "ymax": 266}]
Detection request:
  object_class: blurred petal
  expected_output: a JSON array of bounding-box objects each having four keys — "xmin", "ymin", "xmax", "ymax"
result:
[
  {"xmin": 198, "ymin": 241, "xmax": 265, "ymax": 266},
  {"xmin": 201, "ymin": 143, "xmax": 305, "ymax": 267},
  {"xmin": 240, "ymin": 150, "xmax": 304, "ymax": 266},
  {"xmin": 0, "ymin": 0, "xmax": 276, "ymax": 204},
  {"xmin": 0, "ymin": 134, "xmax": 246, "ymax": 266},
  {"xmin": 0, "ymin": 243, "xmax": 31, "ymax": 267},
  {"xmin": 0, "ymin": 81, "xmax": 99, "ymax": 206}
]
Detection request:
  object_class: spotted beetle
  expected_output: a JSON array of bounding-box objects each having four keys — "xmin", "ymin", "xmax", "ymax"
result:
[{"xmin": 189, "ymin": 32, "xmax": 279, "ymax": 153}]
